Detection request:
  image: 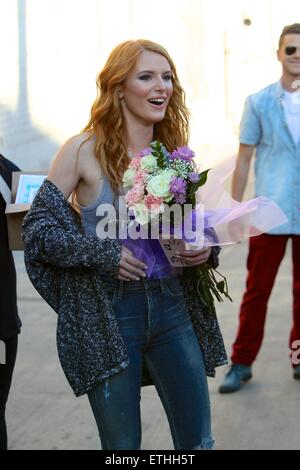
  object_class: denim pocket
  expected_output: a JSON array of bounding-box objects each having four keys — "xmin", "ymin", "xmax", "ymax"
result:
[{"xmin": 164, "ymin": 277, "xmax": 184, "ymax": 297}]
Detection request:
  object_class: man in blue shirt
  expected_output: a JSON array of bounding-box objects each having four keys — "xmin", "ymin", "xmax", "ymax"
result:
[{"xmin": 219, "ymin": 23, "xmax": 300, "ymax": 393}]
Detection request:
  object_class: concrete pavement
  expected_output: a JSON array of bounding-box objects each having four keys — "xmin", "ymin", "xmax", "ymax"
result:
[{"xmin": 6, "ymin": 240, "xmax": 300, "ymax": 450}]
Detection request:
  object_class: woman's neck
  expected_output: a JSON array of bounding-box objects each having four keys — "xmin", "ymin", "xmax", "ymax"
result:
[{"xmin": 125, "ymin": 121, "xmax": 154, "ymax": 157}]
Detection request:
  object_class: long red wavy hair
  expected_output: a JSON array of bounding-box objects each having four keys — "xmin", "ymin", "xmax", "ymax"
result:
[{"xmin": 81, "ymin": 39, "xmax": 190, "ymax": 193}]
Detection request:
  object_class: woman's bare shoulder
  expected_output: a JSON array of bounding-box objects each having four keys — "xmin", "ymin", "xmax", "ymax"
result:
[
  {"xmin": 48, "ymin": 133, "xmax": 95, "ymax": 199},
  {"xmin": 61, "ymin": 132, "xmax": 94, "ymax": 155}
]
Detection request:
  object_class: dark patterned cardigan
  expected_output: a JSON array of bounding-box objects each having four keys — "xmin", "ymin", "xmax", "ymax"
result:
[{"xmin": 22, "ymin": 179, "xmax": 227, "ymax": 397}]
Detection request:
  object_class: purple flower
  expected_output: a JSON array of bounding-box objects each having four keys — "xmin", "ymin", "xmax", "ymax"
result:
[
  {"xmin": 139, "ymin": 147, "xmax": 153, "ymax": 157},
  {"xmin": 170, "ymin": 146, "xmax": 195, "ymax": 161},
  {"xmin": 170, "ymin": 176, "xmax": 186, "ymax": 194},
  {"xmin": 169, "ymin": 176, "xmax": 187, "ymax": 204},
  {"xmin": 188, "ymin": 172, "xmax": 200, "ymax": 183},
  {"xmin": 174, "ymin": 192, "xmax": 187, "ymax": 204}
]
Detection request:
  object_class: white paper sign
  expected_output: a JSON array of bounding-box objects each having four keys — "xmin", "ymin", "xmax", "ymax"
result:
[
  {"xmin": 15, "ymin": 175, "xmax": 46, "ymax": 204},
  {"xmin": 159, "ymin": 238, "xmax": 186, "ymax": 267}
]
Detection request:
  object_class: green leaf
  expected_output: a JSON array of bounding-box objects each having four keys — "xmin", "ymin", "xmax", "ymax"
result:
[
  {"xmin": 195, "ymin": 169, "xmax": 210, "ymax": 189},
  {"xmin": 187, "ymin": 193, "xmax": 196, "ymax": 208},
  {"xmin": 216, "ymin": 280, "xmax": 225, "ymax": 293},
  {"xmin": 150, "ymin": 141, "xmax": 168, "ymax": 169},
  {"xmin": 182, "ymin": 264, "xmax": 233, "ymax": 316},
  {"xmin": 187, "ymin": 169, "xmax": 211, "ymax": 207}
]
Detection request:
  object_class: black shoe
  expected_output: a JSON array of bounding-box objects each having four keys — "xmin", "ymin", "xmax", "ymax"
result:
[
  {"xmin": 219, "ymin": 364, "xmax": 252, "ymax": 394},
  {"xmin": 293, "ymin": 364, "xmax": 300, "ymax": 380}
]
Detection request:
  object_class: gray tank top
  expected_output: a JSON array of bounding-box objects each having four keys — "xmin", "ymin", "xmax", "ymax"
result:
[
  {"xmin": 79, "ymin": 175, "xmax": 179, "ymax": 279},
  {"xmin": 79, "ymin": 176, "xmax": 120, "ymax": 238}
]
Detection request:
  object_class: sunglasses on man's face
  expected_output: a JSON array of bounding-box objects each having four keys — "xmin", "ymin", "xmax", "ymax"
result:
[{"xmin": 285, "ymin": 46, "xmax": 300, "ymax": 56}]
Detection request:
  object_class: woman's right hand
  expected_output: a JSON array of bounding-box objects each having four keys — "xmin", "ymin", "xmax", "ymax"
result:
[{"xmin": 117, "ymin": 246, "xmax": 148, "ymax": 281}]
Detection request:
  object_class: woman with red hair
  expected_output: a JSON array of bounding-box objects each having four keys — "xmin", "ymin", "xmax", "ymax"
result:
[{"xmin": 23, "ymin": 40, "xmax": 226, "ymax": 450}]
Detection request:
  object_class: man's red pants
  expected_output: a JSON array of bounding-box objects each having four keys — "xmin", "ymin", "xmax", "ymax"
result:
[{"xmin": 231, "ymin": 234, "xmax": 300, "ymax": 366}]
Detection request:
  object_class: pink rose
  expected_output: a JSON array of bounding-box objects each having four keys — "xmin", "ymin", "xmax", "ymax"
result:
[
  {"xmin": 129, "ymin": 156, "xmax": 141, "ymax": 170},
  {"xmin": 126, "ymin": 184, "xmax": 144, "ymax": 205},
  {"xmin": 144, "ymin": 193, "xmax": 164, "ymax": 210},
  {"xmin": 134, "ymin": 169, "xmax": 147, "ymax": 185}
]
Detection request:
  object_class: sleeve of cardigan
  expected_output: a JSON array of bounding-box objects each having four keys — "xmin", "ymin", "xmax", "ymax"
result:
[
  {"xmin": 41, "ymin": 227, "xmax": 122, "ymax": 276},
  {"xmin": 22, "ymin": 184, "xmax": 122, "ymax": 277}
]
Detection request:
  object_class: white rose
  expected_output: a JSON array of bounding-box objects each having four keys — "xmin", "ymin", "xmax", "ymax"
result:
[
  {"xmin": 122, "ymin": 168, "xmax": 136, "ymax": 188},
  {"xmin": 147, "ymin": 169, "xmax": 177, "ymax": 201},
  {"xmin": 133, "ymin": 202, "xmax": 150, "ymax": 225},
  {"xmin": 140, "ymin": 155, "xmax": 158, "ymax": 172}
]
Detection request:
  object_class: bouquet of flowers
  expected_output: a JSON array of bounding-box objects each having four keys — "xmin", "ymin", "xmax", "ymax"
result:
[{"xmin": 122, "ymin": 140, "xmax": 232, "ymax": 312}]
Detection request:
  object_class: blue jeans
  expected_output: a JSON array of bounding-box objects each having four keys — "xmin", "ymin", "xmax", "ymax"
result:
[{"xmin": 88, "ymin": 277, "xmax": 214, "ymax": 450}]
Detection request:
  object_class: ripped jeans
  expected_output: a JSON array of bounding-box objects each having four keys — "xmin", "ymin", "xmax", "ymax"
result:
[{"xmin": 87, "ymin": 276, "xmax": 214, "ymax": 450}]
